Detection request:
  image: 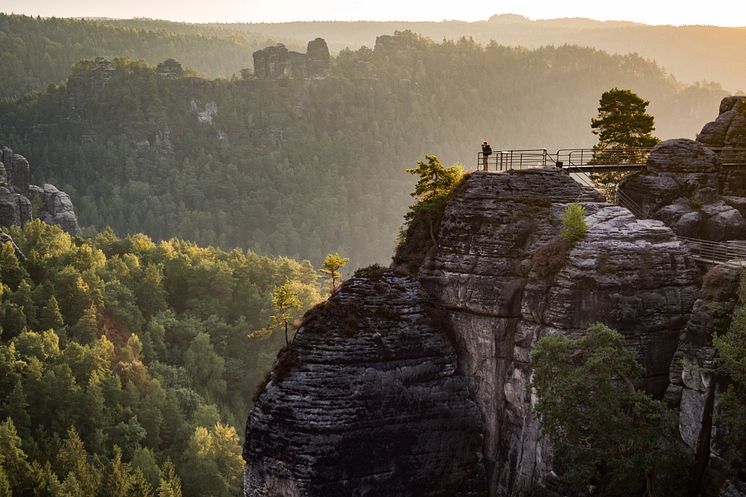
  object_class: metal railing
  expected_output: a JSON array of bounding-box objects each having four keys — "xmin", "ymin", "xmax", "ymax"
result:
[
  {"xmin": 678, "ymin": 237, "xmax": 746, "ymax": 266},
  {"xmin": 477, "ymin": 146, "xmax": 746, "ymax": 172}
]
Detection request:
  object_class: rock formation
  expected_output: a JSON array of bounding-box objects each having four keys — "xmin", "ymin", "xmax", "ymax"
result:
[
  {"xmin": 156, "ymin": 58, "xmax": 184, "ymax": 79},
  {"xmin": 252, "ymin": 39, "xmax": 330, "ymax": 80},
  {"xmin": 619, "ymin": 97, "xmax": 746, "ymax": 241},
  {"xmin": 245, "ymin": 168, "xmax": 700, "ymax": 497},
  {"xmin": 245, "ymin": 272, "xmax": 486, "ymax": 497},
  {"xmin": 28, "ymin": 184, "xmax": 82, "ymax": 236},
  {"xmin": 0, "ymin": 147, "xmax": 81, "ymax": 236}
]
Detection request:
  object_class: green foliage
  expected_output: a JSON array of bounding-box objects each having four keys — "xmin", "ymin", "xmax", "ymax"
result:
[
  {"xmin": 560, "ymin": 203, "xmax": 588, "ymax": 242},
  {"xmin": 591, "ymin": 88, "xmax": 660, "ymax": 150},
  {"xmin": 269, "ymin": 283, "xmax": 303, "ymax": 346},
  {"xmin": 404, "ymin": 155, "xmax": 463, "ymax": 241},
  {"xmin": 713, "ymin": 270, "xmax": 746, "ymax": 470},
  {"xmin": 531, "ymin": 323, "xmax": 691, "ymax": 496},
  {"xmin": 590, "ymin": 88, "xmax": 661, "ymax": 194},
  {"xmin": 320, "ymin": 252, "xmax": 350, "ymax": 292},
  {"xmin": 0, "ymin": 220, "xmax": 323, "ymax": 497}
]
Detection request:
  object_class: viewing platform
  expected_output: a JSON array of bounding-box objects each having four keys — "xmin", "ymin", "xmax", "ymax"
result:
[
  {"xmin": 477, "ymin": 146, "xmax": 746, "ymax": 172},
  {"xmin": 475, "ymin": 145, "xmax": 746, "ymax": 268}
]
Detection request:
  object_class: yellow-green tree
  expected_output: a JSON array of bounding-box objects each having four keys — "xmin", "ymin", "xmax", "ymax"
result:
[{"xmin": 320, "ymin": 252, "xmax": 350, "ymax": 293}]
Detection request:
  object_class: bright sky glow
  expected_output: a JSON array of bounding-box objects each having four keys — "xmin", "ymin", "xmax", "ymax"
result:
[{"xmin": 2, "ymin": 0, "xmax": 745, "ymax": 26}]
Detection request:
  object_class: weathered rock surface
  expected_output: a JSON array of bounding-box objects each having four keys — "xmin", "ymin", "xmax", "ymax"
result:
[
  {"xmin": 28, "ymin": 184, "xmax": 82, "ymax": 236},
  {"xmin": 245, "ymin": 272, "xmax": 486, "ymax": 497},
  {"xmin": 619, "ymin": 138, "xmax": 746, "ymax": 240},
  {"xmin": 0, "ymin": 147, "xmax": 81, "ymax": 235},
  {"xmin": 697, "ymin": 96, "xmax": 746, "ymax": 149},
  {"xmin": 246, "ymin": 168, "xmax": 701, "ymax": 497},
  {"xmin": 253, "ymin": 39, "xmax": 330, "ymax": 80},
  {"xmin": 720, "ymin": 480, "xmax": 746, "ymax": 497},
  {"xmin": 416, "ymin": 170, "xmax": 699, "ymax": 496}
]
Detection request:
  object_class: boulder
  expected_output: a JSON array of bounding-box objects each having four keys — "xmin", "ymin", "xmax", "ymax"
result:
[{"xmin": 647, "ymin": 138, "xmax": 720, "ymax": 174}]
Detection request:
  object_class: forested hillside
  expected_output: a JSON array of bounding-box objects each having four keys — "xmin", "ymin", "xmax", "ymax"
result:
[
  {"xmin": 0, "ymin": 220, "xmax": 321, "ymax": 496},
  {"xmin": 0, "ymin": 14, "xmax": 296, "ymax": 98},
  {"xmin": 231, "ymin": 15, "xmax": 746, "ymax": 91},
  {"xmin": 0, "ymin": 32, "xmax": 729, "ymax": 266}
]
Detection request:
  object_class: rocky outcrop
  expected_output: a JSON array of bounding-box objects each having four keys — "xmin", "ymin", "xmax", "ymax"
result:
[
  {"xmin": 245, "ymin": 168, "xmax": 700, "ymax": 497},
  {"xmin": 0, "ymin": 147, "xmax": 81, "ymax": 235},
  {"xmin": 156, "ymin": 58, "xmax": 183, "ymax": 79},
  {"xmin": 619, "ymin": 97, "xmax": 746, "ymax": 241},
  {"xmin": 697, "ymin": 96, "xmax": 746, "ymax": 149},
  {"xmin": 245, "ymin": 272, "xmax": 486, "ymax": 497},
  {"xmin": 253, "ymin": 39, "xmax": 330, "ymax": 80},
  {"xmin": 305, "ymin": 38, "xmax": 331, "ymax": 79},
  {"xmin": 416, "ymin": 170, "xmax": 699, "ymax": 496},
  {"xmin": 28, "ymin": 184, "xmax": 82, "ymax": 237}
]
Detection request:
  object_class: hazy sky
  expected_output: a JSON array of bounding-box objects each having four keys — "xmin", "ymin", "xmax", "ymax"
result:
[{"xmin": 3, "ymin": 0, "xmax": 745, "ymax": 26}]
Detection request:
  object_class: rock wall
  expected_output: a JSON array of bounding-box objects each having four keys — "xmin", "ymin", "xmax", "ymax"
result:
[
  {"xmin": 416, "ymin": 170, "xmax": 699, "ymax": 496},
  {"xmin": 245, "ymin": 272, "xmax": 486, "ymax": 497},
  {"xmin": 245, "ymin": 168, "xmax": 701, "ymax": 497},
  {"xmin": 0, "ymin": 147, "xmax": 81, "ymax": 236}
]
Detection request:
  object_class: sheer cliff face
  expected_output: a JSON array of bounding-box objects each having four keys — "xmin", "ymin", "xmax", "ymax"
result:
[
  {"xmin": 244, "ymin": 168, "xmax": 700, "ymax": 497},
  {"xmin": 245, "ymin": 273, "xmax": 486, "ymax": 497},
  {"xmin": 417, "ymin": 170, "xmax": 699, "ymax": 496}
]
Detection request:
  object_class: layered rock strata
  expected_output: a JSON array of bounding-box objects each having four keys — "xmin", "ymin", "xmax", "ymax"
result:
[
  {"xmin": 245, "ymin": 272, "xmax": 486, "ymax": 497},
  {"xmin": 620, "ymin": 97, "xmax": 746, "ymax": 240},
  {"xmin": 417, "ymin": 170, "xmax": 699, "ymax": 496},
  {"xmin": 245, "ymin": 168, "xmax": 700, "ymax": 497}
]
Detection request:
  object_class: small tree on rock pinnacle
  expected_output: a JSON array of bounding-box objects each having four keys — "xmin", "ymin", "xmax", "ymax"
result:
[
  {"xmin": 270, "ymin": 283, "xmax": 301, "ymax": 346},
  {"xmin": 320, "ymin": 252, "xmax": 349, "ymax": 293}
]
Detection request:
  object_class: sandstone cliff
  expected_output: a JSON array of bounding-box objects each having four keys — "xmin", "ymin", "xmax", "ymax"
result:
[
  {"xmin": 245, "ymin": 272, "xmax": 486, "ymax": 496},
  {"xmin": 0, "ymin": 147, "xmax": 81, "ymax": 236},
  {"xmin": 245, "ymin": 168, "xmax": 701, "ymax": 497},
  {"xmin": 619, "ymin": 96, "xmax": 746, "ymax": 241}
]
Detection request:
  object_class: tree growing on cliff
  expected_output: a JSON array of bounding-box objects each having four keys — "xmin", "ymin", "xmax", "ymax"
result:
[
  {"xmin": 531, "ymin": 323, "xmax": 690, "ymax": 497},
  {"xmin": 714, "ymin": 271, "xmax": 746, "ymax": 468},
  {"xmin": 404, "ymin": 155, "xmax": 464, "ymax": 245},
  {"xmin": 270, "ymin": 283, "xmax": 302, "ymax": 346},
  {"xmin": 320, "ymin": 252, "xmax": 349, "ymax": 293}
]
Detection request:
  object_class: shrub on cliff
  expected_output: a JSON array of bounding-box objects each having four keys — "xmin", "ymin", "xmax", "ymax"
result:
[
  {"xmin": 393, "ymin": 155, "xmax": 464, "ymax": 273},
  {"xmin": 531, "ymin": 323, "xmax": 691, "ymax": 497},
  {"xmin": 560, "ymin": 203, "xmax": 588, "ymax": 242},
  {"xmin": 714, "ymin": 270, "xmax": 746, "ymax": 472}
]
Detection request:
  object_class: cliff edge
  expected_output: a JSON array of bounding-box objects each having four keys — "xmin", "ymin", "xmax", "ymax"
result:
[{"xmin": 245, "ymin": 167, "xmax": 700, "ymax": 497}]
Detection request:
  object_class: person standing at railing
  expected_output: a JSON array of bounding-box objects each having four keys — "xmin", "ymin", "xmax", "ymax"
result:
[{"xmin": 481, "ymin": 141, "xmax": 492, "ymax": 171}]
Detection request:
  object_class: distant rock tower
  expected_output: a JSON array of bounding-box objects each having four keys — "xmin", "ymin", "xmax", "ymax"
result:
[
  {"xmin": 157, "ymin": 58, "xmax": 184, "ymax": 79},
  {"xmin": 306, "ymin": 38, "xmax": 330, "ymax": 79},
  {"xmin": 252, "ymin": 38, "xmax": 330, "ymax": 80}
]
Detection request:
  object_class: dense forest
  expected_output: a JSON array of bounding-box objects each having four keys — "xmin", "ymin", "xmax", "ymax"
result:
[
  {"xmin": 0, "ymin": 219, "xmax": 322, "ymax": 496},
  {"xmin": 230, "ymin": 14, "xmax": 746, "ymax": 91},
  {"xmin": 2, "ymin": 14, "xmax": 744, "ymax": 98},
  {"xmin": 0, "ymin": 31, "xmax": 730, "ymax": 266},
  {"xmin": 0, "ymin": 14, "xmax": 299, "ymax": 98}
]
